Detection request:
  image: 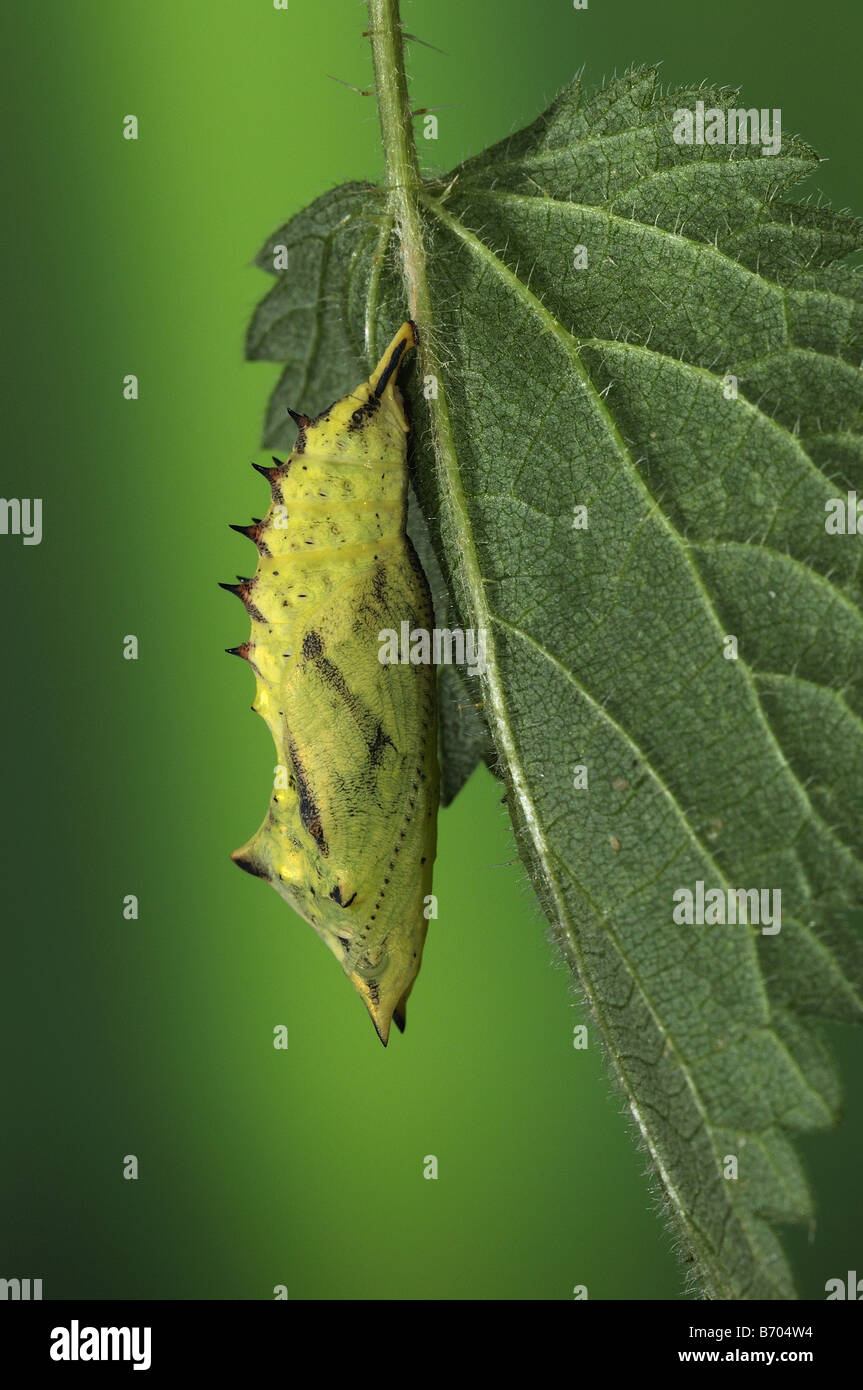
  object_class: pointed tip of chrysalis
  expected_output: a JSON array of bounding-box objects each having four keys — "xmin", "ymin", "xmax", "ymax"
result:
[
  {"xmin": 287, "ymin": 408, "xmax": 310, "ymax": 428},
  {"xmin": 230, "ymin": 844, "xmax": 267, "ymax": 879},
  {"xmin": 365, "ymin": 995, "xmax": 401, "ymax": 1047},
  {"xmin": 225, "ymin": 642, "xmax": 251, "ymax": 661},
  {"xmin": 369, "ymin": 321, "xmax": 417, "ymax": 398},
  {"xmin": 220, "ymin": 577, "xmax": 264, "ymax": 623},
  {"xmin": 372, "ymin": 1015, "xmax": 390, "ymax": 1047},
  {"xmin": 229, "ymin": 520, "xmax": 261, "ymax": 542},
  {"xmin": 218, "ymin": 579, "xmax": 245, "ymax": 599}
]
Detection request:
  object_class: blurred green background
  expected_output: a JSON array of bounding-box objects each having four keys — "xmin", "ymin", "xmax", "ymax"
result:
[{"xmin": 2, "ymin": 0, "xmax": 861, "ymax": 1300}]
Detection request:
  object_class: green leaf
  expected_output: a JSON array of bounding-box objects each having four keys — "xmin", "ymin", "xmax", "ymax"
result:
[{"xmin": 246, "ymin": 63, "xmax": 863, "ymax": 1298}]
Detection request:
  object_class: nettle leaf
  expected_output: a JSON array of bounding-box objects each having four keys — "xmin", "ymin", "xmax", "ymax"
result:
[{"xmin": 246, "ymin": 65, "xmax": 863, "ymax": 1297}]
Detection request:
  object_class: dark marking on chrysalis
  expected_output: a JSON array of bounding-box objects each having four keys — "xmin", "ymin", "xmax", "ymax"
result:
[
  {"xmin": 369, "ymin": 721, "xmax": 395, "ymax": 768},
  {"xmin": 372, "ymin": 565, "xmax": 389, "ymax": 608},
  {"xmin": 373, "ymin": 335, "xmax": 409, "ymax": 398},
  {"xmin": 347, "ymin": 396, "xmax": 382, "ymax": 433},
  {"xmin": 287, "ymin": 736, "xmax": 327, "ymax": 854},
  {"xmin": 309, "ymin": 653, "xmax": 396, "ymax": 769}
]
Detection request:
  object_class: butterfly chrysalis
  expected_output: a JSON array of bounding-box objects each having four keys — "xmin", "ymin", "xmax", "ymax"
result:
[{"xmin": 226, "ymin": 322, "xmax": 439, "ymax": 1044}]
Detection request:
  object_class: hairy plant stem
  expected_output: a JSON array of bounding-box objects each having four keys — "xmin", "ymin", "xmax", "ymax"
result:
[{"xmin": 366, "ymin": 0, "xmax": 429, "ymax": 322}]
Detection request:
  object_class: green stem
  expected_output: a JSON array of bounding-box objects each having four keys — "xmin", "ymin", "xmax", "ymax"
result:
[{"xmin": 366, "ymin": 0, "xmax": 430, "ymax": 321}]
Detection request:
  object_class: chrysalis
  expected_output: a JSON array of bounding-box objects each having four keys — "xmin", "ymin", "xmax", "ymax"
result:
[{"xmin": 226, "ymin": 323, "xmax": 439, "ymax": 1044}]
